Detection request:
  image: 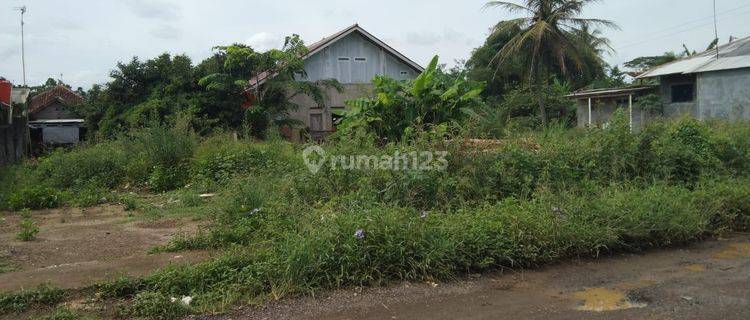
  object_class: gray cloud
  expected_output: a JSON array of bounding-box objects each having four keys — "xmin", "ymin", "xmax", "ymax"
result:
[
  {"xmin": 0, "ymin": 0, "xmax": 748, "ymax": 89},
  {"xmin": 406, "ymin": 29, "xmax": 475, "ymax": 46},
  {"xmin": 126, "ymin": 0, "xmax": 181, "ymax": 21},
  {"xmin": 0, "ymin": 47, "xmax": 17, "ymax": 60},
  {"xmin": 246, "ymin": 32, "xmax": 282, "ymax": 51},
  {"xmin": 150, "ymin": 24, "xmax": 182, "ymax": 40}
]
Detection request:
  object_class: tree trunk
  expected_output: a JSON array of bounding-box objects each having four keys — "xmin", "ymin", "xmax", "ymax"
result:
[{"xmin": 533, "ymin": 74, "xmax": 548, "ymax": 128}]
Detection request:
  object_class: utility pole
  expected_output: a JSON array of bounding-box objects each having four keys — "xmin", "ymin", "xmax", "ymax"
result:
[{"xmin": 14, "ymin": 6, "xmax": 28, "ymax": 86}]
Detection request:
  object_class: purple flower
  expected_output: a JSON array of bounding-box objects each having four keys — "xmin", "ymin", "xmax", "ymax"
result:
[{"xmin": 354, "ymin": 229, "xmax": 366, "ymax": 239}]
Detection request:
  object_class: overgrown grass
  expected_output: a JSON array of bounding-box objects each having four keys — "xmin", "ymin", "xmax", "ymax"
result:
[
  {"xmin": 97, "ymin": 179, "xmax": 749, "ymax": 314},
  {"xmin": 1, "ymin": 116, "xmax": 749, "ymax": 318},
  {"xmin": 0, "ymin": 284, "xmax": 65, "ymax": 314},
  {"xmin": 28, "ymin": 308, "xmax": 99, "ymax": 320}
]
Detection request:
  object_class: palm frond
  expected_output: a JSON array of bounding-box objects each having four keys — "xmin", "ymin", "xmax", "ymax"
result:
[
  {"xmin": 483, "ymin": 1, "xmax": 532, "ymax": 14},
  {"xmin": 564, "ymin": 18, "xmax": 620, "ymax": 31}
]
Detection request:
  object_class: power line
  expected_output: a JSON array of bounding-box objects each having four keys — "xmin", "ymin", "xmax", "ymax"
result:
[
  {"xmin": 616, "ymin": 6, "xmax": 750, "ymax": 50},
  {"xmin": 713, "ymin": 0, "xmax": 720, "ymax": 60},
  {"xmin": 631, "ymin": 2, "xmax": 750, "ymax": 37}
]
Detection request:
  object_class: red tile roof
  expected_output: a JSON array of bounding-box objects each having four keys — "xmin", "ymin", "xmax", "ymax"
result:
[{"xmin": 28, "ymin": 85, "xmax": 85, "ymax": 115}]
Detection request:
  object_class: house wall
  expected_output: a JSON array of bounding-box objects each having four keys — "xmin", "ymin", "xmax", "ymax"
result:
[
  {"xmin": 576, "ymin": 96, "xmax": 653, "ymax": 130},
  {"xmin": 31, "ymin": 101, "xmax": 77, "ymax": 120},
  {"xmin": 300, "ymin": 32, "xmax": 417, "ymax": 84},
  {"xmin": 577, "ymin": 99, "xmax": 620, "ymax": 128},
  {"xmin": 287, "ymin": 84, "xmax": 374, "ymax": 141},
  {"xmin": 696, "ymin": 68, "xmax": 750, "ymax": 121},
  {"xmin": 41, "ymin": 125, "xmax": 81, "ymax": 145},
  {"xmin": 659, "ymin": 74, "xmax": 699, "ymax": 119}
]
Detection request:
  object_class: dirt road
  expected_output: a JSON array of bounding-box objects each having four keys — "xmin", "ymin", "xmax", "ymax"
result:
[
  {"xmin": 0, "ymin": 205, "xmax": 208, "ymax": 292},
  {"xmin": 202, "ymin": 234, "xmax": 750, "ymax": 320}
]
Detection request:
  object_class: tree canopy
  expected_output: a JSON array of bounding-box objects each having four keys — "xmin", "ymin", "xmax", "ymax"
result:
[{"xmin": 476, "ymin": 0, "xmax": 618, "ymax": 126}]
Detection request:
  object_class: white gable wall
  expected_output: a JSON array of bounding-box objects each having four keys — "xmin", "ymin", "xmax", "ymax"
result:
[{"xmin": 300, "ymin": 32, "xmax": 417, "ymax": 84}]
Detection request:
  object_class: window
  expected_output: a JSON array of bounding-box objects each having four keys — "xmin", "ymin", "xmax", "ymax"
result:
[
  {"xmin": 338, "ymin": 57, "xmax": 350, "ymax": 61},
  {"xmin": 400, "ymin": 71, "xmax": 409, "ymax": 76},
  {"xmin": 671, "ymin": 83, "xmax": 695, "ymax": 103},
  {"xmin": 354, "ymin": 57, "xmax": 367, "ymax": 62}
]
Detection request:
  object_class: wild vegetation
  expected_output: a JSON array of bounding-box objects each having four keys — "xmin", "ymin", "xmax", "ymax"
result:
[
  {"xmin": 2, "ymin": 111, "xmax": 749, "ymax": 318},
  {"xmin": 3, "ymin": 1, "xmax": 750, "ymax": 319}
]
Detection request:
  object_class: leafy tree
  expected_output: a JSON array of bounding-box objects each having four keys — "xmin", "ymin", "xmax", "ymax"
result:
[
  {"xmin": 465, "ymin": 21, "xmax": 525, "ymax": 98},
  {"xmin": 624, "ymin": 53, "xmax": 678, "ymax": 76},
  {"xmin": 78, "ymin": 34, "xmax": 340, "ymax": 139},
  {"xmin": 336, "ymin": 56, "xmax": 484, "ymax": 142},
  {"xmin": 588, "ymin": 65, "xmax": 627, "ymax": 89},
  {"xmin": 242, "ymin": 35, "xmax": 343, "ymax": 138},
  {"xmin": 483, "ymin": 0, "xmax": 618, "ymax": 127}
]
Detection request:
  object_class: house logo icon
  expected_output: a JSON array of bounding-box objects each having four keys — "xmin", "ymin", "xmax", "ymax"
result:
[{"xmin": 302, "ymin": 145, "xmax": 327, "ymax": 174}]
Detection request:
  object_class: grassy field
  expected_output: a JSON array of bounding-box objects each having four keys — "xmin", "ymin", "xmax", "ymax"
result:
[{"xmin": 1, "ymin": 116, "xmax": 749, "ymax": 319}]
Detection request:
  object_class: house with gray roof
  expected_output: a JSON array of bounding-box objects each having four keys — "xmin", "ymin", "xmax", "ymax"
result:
[
  {"xmin": 249, "ymin": 24, "xmax": 424, "ymax": 141},
  {"xmin": 569, "ymin": 36, "xmax": 750, "ymax": 129}
]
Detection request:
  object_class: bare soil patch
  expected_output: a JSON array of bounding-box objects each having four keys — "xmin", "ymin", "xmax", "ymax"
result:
[{"xmin": 0, "ymin": 205, "xmax": 209, "ymax": 292}]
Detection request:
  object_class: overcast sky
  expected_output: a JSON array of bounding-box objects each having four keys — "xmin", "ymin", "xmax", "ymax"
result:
[{"xmin": 1, "ymin": 0, "xmax": 749, "ymax": 89}]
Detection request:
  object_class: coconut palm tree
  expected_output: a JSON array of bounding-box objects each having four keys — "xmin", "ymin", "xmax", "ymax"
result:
[{"xmin": 484, "ymin": 0, "xmax": 618, "ymax": 127}]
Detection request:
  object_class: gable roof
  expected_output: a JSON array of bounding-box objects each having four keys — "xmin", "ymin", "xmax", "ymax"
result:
[
  {"xmin": 248, "ymin": 24, "xmax": 424, "ymax": 88},
  {"xmin": 638, "ymin": 36, "xmax": 750, "ymax": 78},
  {"xmin": 28, "ymin": 85, "xmax": 85, "ymax": 115}
]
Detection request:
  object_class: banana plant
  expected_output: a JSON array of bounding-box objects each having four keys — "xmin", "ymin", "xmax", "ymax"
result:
[{"xmin": 336, "ymin": 55, "xmax": 485, "ymax": 142}]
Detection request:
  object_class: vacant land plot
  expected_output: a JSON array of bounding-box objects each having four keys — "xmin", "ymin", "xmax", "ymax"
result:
[{"xmin": 0, "ymin": 205, "xmax": 208, "ymax": 292}]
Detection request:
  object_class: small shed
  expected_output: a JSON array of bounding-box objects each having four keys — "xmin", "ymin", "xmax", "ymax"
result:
[
  {"xmin": 27, "ymin": 85, "xmax": 85, "ymax": 146},
  {"xmin": 566, "ymin": 86, "xmax": 657, "ymax": 130}
]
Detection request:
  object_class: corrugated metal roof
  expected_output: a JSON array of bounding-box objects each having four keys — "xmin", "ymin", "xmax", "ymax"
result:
[
  {"xmin": 638, "ymin": 36, "xmax": 750, "ymax": 78},
  {"xmin": 691, "ymin": 55, "xmax": 750, "ymax": 73},
  {"xmin": 637, "ymin": 56, "xmax": 713, "ymax": 78},
  {"xmin": 564, "ymin": 85, "xmax": 657, "ymax": 99}
]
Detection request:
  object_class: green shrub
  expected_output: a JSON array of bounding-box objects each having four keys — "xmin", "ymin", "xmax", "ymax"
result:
[
  {"xmin": 33, "ymin": 142, "xmax": 128, "ymax": 190},
  {"xmin": 121, "ymin": 195, "xmax": 140, "ymax": 212},
  {"xmin": 7, "ymin": 185, "xmax": 60, "ymax": 211},
  {"xmin": 16, "ymin": 218, "xmax": 39, "ymax": 241},
  {"xmin": 0, "ymin": 284, "xmax": 65, "ymax": 314},
  {"xmin": 148, "ymin": 165, "xmax": 188, "ymax": 192}
]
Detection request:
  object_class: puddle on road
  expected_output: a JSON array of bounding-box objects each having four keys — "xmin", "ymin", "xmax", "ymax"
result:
[
  {"xmin": 713, "ymin": 243, "xmax": 750, "ymax": 260},
  {"xmin": 572, "ymin": 287, "xmax": 647, "ymax": 312},
  {"xmin": 684, "ymin": 264, "xmax": 706, "ymax": 272}
]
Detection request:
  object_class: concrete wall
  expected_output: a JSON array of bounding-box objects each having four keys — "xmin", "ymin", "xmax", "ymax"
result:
[
  {"xmin": 576, "ymin": 97, "xmax": 650, "ymax": 129},
  {"xmin": 659, "ymin": 74, "xmax": 699, "ymax": 119},
  {"xmin": 31, "ymin": 101, "xmax": 78, "ymax": 120},
  {"xmin": 696, "ymin": 68, "xmax": 750, "ymax": 121},
  {"xmin": 300, "ymin": 32, "xmax": 416, "ymax": 84}
]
